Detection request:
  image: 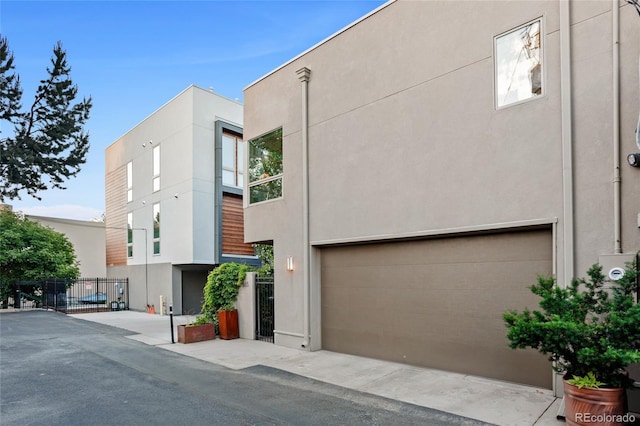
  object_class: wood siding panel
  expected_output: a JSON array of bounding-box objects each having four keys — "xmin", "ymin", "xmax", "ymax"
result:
[
  {"xmin": 105, "ymin": 165, "xmax": 127, "ymax": 266},
  {"xmin": 222, "ymin": 193, "xmax": 254, "ymax": 256}
]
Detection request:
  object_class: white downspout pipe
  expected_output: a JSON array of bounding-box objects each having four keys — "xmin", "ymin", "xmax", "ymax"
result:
[
  {"xmin": 297, "ymin": 67, "xmax": 311, "ymax": 348},
  {"xmin": 612, "ymin": 0, "xmax": 622, "ymax": 254},
  {"xmin": 560, "ymin": 0, "xmax": 575, "ymax": 286}
]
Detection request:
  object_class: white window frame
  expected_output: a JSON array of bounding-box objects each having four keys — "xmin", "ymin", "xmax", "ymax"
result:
[
  {"xmin": 152, "ymin": 145, "xmax": 160, "ymax": 192},
  {"xmin": 494, "ymin": 18, "xmax": 544, "ymax": 109},
  {"xmin": 247, "ymin": 127, "xmax": 283, "ymax": 205},
  {"xmin": 126, "ymin": 161, "xmax": 133, "ymax": 203},
  {"xmin": 222, "ymin": 132, "xmax": 244, "ymax": 188},
  {"xmin": 127, "ymin": 212, "xmax": 133, "ymax": 258},
  {"xmin": 152, "ymin": 203, "xmax": 160, "ymax": 255}
]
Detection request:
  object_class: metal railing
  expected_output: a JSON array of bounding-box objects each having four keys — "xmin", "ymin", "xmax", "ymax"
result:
[{"xmin": 1, "ymin": 278, "xmax": 129, "ymax": 314}]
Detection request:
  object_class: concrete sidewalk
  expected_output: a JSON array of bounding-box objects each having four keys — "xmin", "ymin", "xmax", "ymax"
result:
[{"xmin": 70, "ymin": 310, "xmax": 563, "ymax": 426}]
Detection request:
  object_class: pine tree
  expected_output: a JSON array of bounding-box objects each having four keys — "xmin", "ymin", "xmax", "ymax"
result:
[{"xmin": 0, "ymin": 36, "xmax": 92, "ymax": 201}]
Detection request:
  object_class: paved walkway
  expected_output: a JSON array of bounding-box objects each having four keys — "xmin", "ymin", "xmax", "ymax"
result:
[{"xmin": 70, "ymin": 310, "xmax": 563, "ymax": 426}]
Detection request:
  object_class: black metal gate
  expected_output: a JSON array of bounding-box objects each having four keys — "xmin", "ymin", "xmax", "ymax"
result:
[
  {"xmin": 59, "ymin": 278, "xmax": 129, "ymax": 314},
  {"xmin": 42, "ymin": 279, "xmax": 68, "ymax": 312},
  {"xmin": 2, "ymin": 281, "xmax": 43, "ymax": 310},
  {"xmin": 2, "ymin": 278, "xmax": 129, "ymax": 314},
  {"xmin": 255, "ymin": 275, "xmax": 274, "ymax": 343}
]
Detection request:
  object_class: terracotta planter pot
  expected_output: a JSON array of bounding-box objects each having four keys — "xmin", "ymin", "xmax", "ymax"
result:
[
  {"xmin": 564, "ymin": 379, "xmax": 627, "ymax": 426},
  {"xmin": 217, "ymin": 309, "xmax": 239, "ymax": 340},
  {"xmin": 177, "ymin": 323, "xmax": 215, "ymax": 344}
]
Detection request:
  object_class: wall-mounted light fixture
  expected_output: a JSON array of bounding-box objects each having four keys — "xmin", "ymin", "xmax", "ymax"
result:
[
  {"xmin": 149, "ymin": 140, "xmax": 153, "ymax": 145},
  {"xmin": 286, "ymin": 256, "xmax": 294, "ymax": 271}
]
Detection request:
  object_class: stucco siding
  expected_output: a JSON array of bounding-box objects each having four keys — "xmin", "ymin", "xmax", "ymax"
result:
[
  {"xmin": 29, "ymin": 216, "xmax": 106, "ymax": 278},
  {"xmin": 244, "ymin": 0, "xmax": 565, "ymax": 245},
  {"xmin": 244, "ymin": 0, "xmax": 639, "ymax": 274},
  {"xmin": 242, "ymin": 0, "xmax": 640, "ymax": 388}
]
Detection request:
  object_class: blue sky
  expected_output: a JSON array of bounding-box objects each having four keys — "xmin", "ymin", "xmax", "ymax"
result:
[{"xmin": 1, "ymin": 0, "xmax": 386, "ymax": 220}]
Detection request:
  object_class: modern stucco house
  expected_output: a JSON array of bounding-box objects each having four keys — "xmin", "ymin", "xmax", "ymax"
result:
[
  {"xmin": 105, "ymin": 85, "xmax": 258, "ymax": 315},
  {"xmin": 242, "ymin": 0, "xmax": 640, "ymax": 393}
]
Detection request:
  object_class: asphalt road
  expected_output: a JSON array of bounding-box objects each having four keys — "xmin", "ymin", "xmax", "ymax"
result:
[{"xmin": 0, "ymin": 311, "xmax": 489, "ymax": 426}]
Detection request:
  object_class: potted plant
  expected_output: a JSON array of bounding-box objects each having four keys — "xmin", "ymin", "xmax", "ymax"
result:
[
  {"xmin": 177, "ymin": 315, "xmax": 215, "ymax": 344},
  {"xmin": 200, "ymin": 262, "xmax": 251, "ymax": 340},
  {"xmin": 504, "ymin": 262, "xmax": 640, "ymax": 425}
]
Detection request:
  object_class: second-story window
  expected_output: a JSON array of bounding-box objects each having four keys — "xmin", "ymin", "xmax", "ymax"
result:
[
  {"xmin": 248, "ymin": 127, "xmax": 283, "ymax": 204},
  {"xmin": 152, "ymin": 145, "xmax": 160, "ymax": 192},
  {"xmin": 495, "ymin": 18, "xmax": 542, "ymax": 108},
  {"xmin": 126, "ymin": 161, "xmax": 133, "ymax": 202},
  {"xmin": 153, "ymin": 203, "xmax": 160, "ymax": 255},
  {"xmin": 222, "ymin": 132, "xmax": 244, "ymax": 188},
  {"xmin": 127, "ymin": 212, "xmax": 133, "ymax": 258}
]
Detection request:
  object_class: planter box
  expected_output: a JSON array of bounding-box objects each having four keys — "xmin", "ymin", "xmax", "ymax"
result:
[
  {"xmin": 177, "ymin": 323, "xmax": 215, "ymax": 344},
  {"xmin": 218, "ymin": 309, "xmax": 239, "ymax": 340}
]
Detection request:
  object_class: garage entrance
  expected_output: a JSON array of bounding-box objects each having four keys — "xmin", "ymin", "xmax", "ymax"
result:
[
  {"xmin": 182, "ymin": 270, "xmax": 208, "ymax": 316},
  {"xmin": 320, "ymin": 228, "xmax": 552, "ymax": 388}
]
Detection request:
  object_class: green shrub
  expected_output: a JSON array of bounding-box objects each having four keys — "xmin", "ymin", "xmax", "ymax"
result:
[
  {"xmin": 504, "ymin": 261, "xmax": 640, "ymax": 388},
  {"xmin": 197, "ymin": 263, "xmax": 251, "ymax": 324}
]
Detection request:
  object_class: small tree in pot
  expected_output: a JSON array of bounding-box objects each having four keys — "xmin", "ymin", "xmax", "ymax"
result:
[
  {"xmin": 504, "ymin": 261, "xmax": 640, "ymax": 425},
  {"xmin": 200, "ymin": 263, "xmax": 251, "ymax": 340}
]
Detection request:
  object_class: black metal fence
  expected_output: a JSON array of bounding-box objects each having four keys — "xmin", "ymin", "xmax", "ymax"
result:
[
  {"xmin": 1, "ymin": 278, "xmax": 129, "ymax": 314},
  {"xmin": 1, "ymin": 281, "xmax": 42, "ymax": 310},
  {"xmin": 255, "ymin": 275, "xmax": 274, "ymax": 343}
]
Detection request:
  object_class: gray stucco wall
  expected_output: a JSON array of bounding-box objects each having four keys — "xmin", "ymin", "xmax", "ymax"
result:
[
  {"xmin": 243, "ymin": 0, "xmax": 640, "ymax": 351},
  {"xmin": 107, "ymin": 263, "xmax": 172, "ymax": 313}
]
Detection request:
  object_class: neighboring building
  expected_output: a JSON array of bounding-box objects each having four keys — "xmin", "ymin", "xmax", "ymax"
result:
[
  {"xmin": 27, "ymin": 215, "xmax": 107, "ymax": 278},
  {"xmin": 243, "ymin": 0, "xmax": 640, "ymax": 394},
  {"xmin": 105, "ymin": 85, "xmax": 258, "ymax": 315}
]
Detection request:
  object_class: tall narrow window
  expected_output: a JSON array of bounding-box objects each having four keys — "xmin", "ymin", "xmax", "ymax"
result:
[
  {"xmin": 248, "ymin": 128, "xmax": 283, "ymax": 204},
  {"xmin": 127, "ymin": 212, "xmax": 133, "ymax": 258},
  {"xmin": 126, "ymin": 162, "xmax": 133, "ymax": 202},
  {"xmin": 152, "ymin": 145, "xmax": 160, "ymax": 192},
  {"xmin": 153, "ymin": 203, "xmax": 160, "ymax": 255},
  {"xmin": 222, "ymin": 132, "xmax": 244, "ymax": 188},
  {"xmin": 495, "ymin": 19, "xmax": 542, "ymax": 108}
]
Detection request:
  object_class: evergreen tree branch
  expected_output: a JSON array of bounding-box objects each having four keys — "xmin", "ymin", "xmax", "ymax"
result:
[{"xmin": 0, "ymin": 38, "xmax": 92, "ymax": 201}]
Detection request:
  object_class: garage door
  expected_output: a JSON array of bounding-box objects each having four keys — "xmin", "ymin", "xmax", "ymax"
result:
[
  {"xmin": 320, "ymin": 228, "xmax": 552, "ymax": 388},
  {"xmin": 182, "ymin": 270, "xmax": 208, "ymax": 316}
]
